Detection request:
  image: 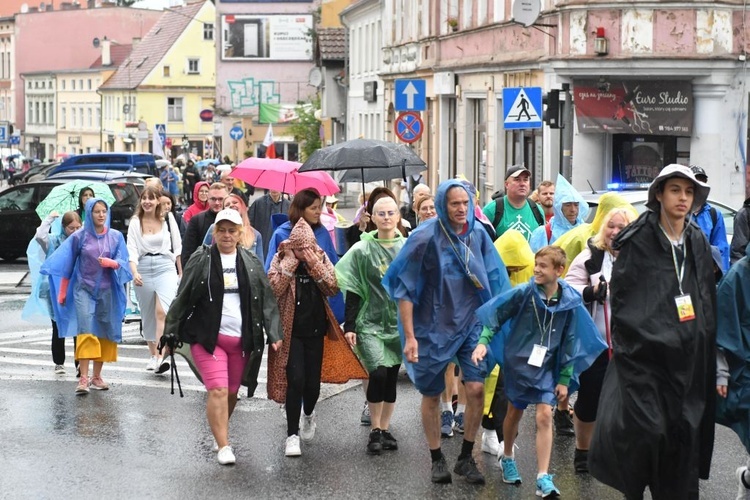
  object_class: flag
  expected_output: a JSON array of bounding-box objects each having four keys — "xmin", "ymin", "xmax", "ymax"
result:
[
  {"xmin": 263, "ymin": 124, "xmax": 276, "ymax": 159},
  {"xmin": 152, "ymin": 125, "xmax": 165, "ymax": 158}
]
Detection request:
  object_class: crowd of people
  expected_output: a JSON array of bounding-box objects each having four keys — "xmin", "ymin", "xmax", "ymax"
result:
[{"xmin": 22, "ymin": 162, "xmax": 750, "ymax": 500}]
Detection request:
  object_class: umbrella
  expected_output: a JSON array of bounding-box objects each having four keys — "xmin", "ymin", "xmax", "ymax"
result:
[
  {"xmin": 35, "ymin": 180, "xmax": 116, "ymax": 219},
  {"xmin": 298, "ymin": 138, "xmax": 427, "ymax": 195},
  {"xmin": 195, "ymin": 159, "xmax": 219, "ymax": 169},
  {"xmin": 232, "ymin": 157, "xmax": 340, "ymax": 196}
]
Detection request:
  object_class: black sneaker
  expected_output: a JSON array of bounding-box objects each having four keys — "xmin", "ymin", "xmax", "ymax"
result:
[
  {"xmin": 367, "ymin": 429, "xmax": 383, "ymax": 455},
  {"xmin": 574, "ymin": 448, "xmax": 589, "ymax": 474},
  {"xmin": 381, "ymin": 430, "xmax": 398, "ymax": 451},
  {"xmin": 431, "ymin": 455, "xmax": 452, "ymax": 484},
  {"xmin": 554, "ymin": 408, "xmax": 575, "ymax": 436},
  {"xmin": 453, "ymin": 456, "xmax": 485, "ymax": 484}
]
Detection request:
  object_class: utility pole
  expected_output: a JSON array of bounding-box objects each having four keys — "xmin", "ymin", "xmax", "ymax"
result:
[{"xmin": 561, "ymin": 83, "xmax": 574, "ymax": 180}]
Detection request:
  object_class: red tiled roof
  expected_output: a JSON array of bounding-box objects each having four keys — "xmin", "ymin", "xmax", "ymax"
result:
[
  {"xmin": 318, "ymin": 27, "xmax": 346, "ymax": 61},
  {"xmin": 89, "ymin": 44, "xmax": 133, "ymax": 69},
  {"xmin": 100, "ymin": 1, "xmax": 205, "ymax": 89}
]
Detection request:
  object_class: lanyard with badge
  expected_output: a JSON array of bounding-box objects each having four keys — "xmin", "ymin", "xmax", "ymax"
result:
[
  {"xmin": 659, "ymin": 225, "xmax": 695, "ymax": 323},
  {"xmin": 438, "ymin": 219, "xmax": 484, "ymax": 290},
  {"xmin": 528, "ymin": 295, "xmax": 554, "ymax": 367}
]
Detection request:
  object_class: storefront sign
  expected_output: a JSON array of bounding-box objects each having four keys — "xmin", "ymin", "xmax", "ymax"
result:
[
  {"xmin": 221, "ymin": 14, "xmax": 313, "ymax": 61},
  {"xmin": 68, "ymin": 136, "xmax": 81, "ymax": 145},
  {"xmin": 574, "ymin": 80, "xmax": 693, "ymax": 136}
]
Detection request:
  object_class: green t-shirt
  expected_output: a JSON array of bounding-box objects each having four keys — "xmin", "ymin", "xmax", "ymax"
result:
[{"xmin": 483, "ymin": 198, "xmax": 541, "ymax": 241}]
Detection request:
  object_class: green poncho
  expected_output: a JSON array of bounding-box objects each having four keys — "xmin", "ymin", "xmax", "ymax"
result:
[{"xmin": 335, "ymin": 230, "xmax": 405, "ymax": 371}]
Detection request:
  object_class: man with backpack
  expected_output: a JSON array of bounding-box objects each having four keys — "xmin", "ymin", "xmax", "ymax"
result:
[
  {"xmin": 690, "ymin": 166, "xmax": 729, "ymax": 271},
  {"xmin": 483, "ymin": 165, "xmax": 544, "ymax": 240}
]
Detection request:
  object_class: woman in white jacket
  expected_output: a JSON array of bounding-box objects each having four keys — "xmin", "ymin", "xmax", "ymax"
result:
[
  {"xmin": 564, "ymin": 206, "xmax": 636, "ymax": 474},
  {"xmin": 126, "ymin": 186, "xmax": 183, "ymax": 373}
]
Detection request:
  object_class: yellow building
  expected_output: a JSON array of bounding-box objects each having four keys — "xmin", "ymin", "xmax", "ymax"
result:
[{"xmin": 99, "ymin": 0, "xmax": 215, "ymax": 158}]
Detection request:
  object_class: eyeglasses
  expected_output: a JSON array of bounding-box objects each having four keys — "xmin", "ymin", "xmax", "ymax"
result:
[
  {"xmin": 209, "ymin": 197, "xmax": 225, "ymax": 203},
  {"xmin": 375, "ymin": 210, "xmax": 397, "ymax": 218}
]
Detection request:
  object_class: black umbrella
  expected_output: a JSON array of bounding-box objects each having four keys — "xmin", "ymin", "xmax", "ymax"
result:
[{"xmin": 298, "ymin": 138, "xmax": 426, "ymax": 196}]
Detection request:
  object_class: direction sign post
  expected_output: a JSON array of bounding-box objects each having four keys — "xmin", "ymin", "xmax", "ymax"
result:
[
  {"xmin": 395, "ymin": 79, "xmax": 427, "ymax": 112},
  {"xmin": 229, "ymin": 126, "xmax": 244, "ymax": 141},
  {"xmin": 0, "ymin": 122, "xmax": 8, "ymax": 145},
  {"xmin": 502, "ymin": 87, "xmax": 543, "ymax": 130},
  {"xmin": 155, "ymin": 124, "xmax": 166, "ymax": 147},
  {"xmin": 394, "ymin": 112, "xmax": 423, "ymax": 144}
]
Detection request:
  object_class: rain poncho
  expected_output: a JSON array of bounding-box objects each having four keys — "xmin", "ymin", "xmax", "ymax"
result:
[
  {"xmin": 22, "ymin": 216, "xmax": 67, "ymax": 324},
  {"xmin": 476, "ymin": 278, "xmax": 606, "ymax": 407},
  {"xmin": 41, "ymin": 198, "xmax": 132, "ymax": 342},
  {"xmin": 529, "ymin": 175, "xmax": 589, "ymax": 252},
  {"xmin": 557, "ymin": 192, "xmax": 638, "ymax": 274},
  {"xmin": 494, "ymin": 229, "xmax": 535, "ymax": 287},
  {"xmin": 266, "ymin": 220, "xmax": 344, "ymax": 323},
  {"xmin": 715, "ymin": 244, "xmax": 750, "ymax": 454},
  {"xmin": 336, "ymin": 230, "xmax": 405, "ymax": 371},
  {"xmin": 589, "ymin": 209, "xmax": 716, "ymax": 499},
  {"xmin": 382, "ymin": 180, "xmax": 510, "ymax": 384}
]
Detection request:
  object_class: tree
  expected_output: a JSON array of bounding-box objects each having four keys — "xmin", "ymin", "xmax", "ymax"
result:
[{"xmin": 287, "ymin": 96, "xmax": 322, "ymax": 162}]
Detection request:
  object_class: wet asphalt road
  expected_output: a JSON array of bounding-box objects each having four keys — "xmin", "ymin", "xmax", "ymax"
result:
[{"xmin": 0, "ymin": 372, "xmax": 747, "ymax": 499}]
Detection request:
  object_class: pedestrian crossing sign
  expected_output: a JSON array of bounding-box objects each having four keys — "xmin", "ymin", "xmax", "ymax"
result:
[{"xmin": 503, "ymin": 87, "xmax": 543, "ymax": 129}]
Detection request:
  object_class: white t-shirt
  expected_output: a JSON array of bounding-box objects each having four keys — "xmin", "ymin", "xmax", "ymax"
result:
[{"xmin": 219, "ymin": 252, "xmax": 242, "ymax": 337}]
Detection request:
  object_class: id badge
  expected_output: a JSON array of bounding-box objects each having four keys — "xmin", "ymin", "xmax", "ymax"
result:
[
  {"xmin": 467, "ymin": 272, "xmax": 485, "ymax": 290},
  {"xmin": 674, "ymin": 294, "xmax": 695, "ymax": 322},
  {"xmin": 528, "ymin": 344, "xmax": 547, "ymax": 367}
]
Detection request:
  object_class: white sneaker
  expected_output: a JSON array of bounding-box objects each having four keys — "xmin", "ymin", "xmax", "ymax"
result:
[
  {"xmin": 217, "ymin": 445, "xmax": 235, "ymax": 465},
  {"xmin": 54, "ymin": 364, "xmax": 66, "ymax": 375},
  {"xmin": 146, "ymin": 356, "xmax": 157, "ymax": 371},
  {"xmin": 300, "ymin": 412, "xmax": 316, "ymax": 441},
  {"xmin": 481, "ymin": 429, "xmax": 500, "ymax": 456},
  {"xmin": 737, "ymin": 466, "xmax": 750, "ymax": 500},
  {"xmin": 285, "ymin": 434, "xmax": 302, "ymax": 457}
]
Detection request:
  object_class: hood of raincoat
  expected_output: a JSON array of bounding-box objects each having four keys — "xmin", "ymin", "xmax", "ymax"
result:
[
  {"xmin": 286, "ymin": 218, "xmax": 317, "ymax": 249},
  {"xmin": 457, "ymin": 175, "xmax": 492, "ymax": 226},
  {"xmin": 435, "ymin": 179, "xmax": 475, "ymax": 236},
  {"xmin": 83, "ymin": 197, "xmax": 111, "ymax": 237},
  {"xmin": 494, "ymin": 229, "xmax": 535, "ymax": 287},
  {"xmin": 646, "ymin": 163, "xmax": 709, "ymax": 212},
  {"xmin": 552, "ymin": 175, "xmax": 589, "ymax": 232},
  {"xmin": 590, "ymin": 192, "xmax": 639, "ymax": 235},
  {"xmin": 191, "ymin": 181, "xmax": 210, "ymax": 211}
]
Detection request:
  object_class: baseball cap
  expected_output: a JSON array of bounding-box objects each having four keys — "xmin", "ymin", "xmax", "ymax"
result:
[
  {"xmin": 214, "ymin": 208, "xmax": 243, "ymax": 225},
  {"xmin": 690, "ymin": 165, "xmax": 708, "ymax": 182},
  {"xmin": 505, "ymin": 165, "xmax": 531, "ymax": 180}
]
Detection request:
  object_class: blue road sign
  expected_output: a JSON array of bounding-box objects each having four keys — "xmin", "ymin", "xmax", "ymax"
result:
[
  {"xmin": 394, "ymin": 112, "xmax": 423, "ymax": 144},
  {"xmin": 229, "ymin": 126, "xmax": 244, "ymax": 141},
  {"xmin": 0, "ymin": 122, "xmax": 7, "ymax": 144},
  {"xmin": 155, "ymin": 124, "xmax": 166, "ymax": 145},
  {"xmin": 395, "ymin": 79, "xmax": 426, "ymax": 111},
  {"xmin": 9, "ymin": 136, "xmax": 19, "ymax": 145},
  {"xmin": 503, "ymin": 87, "xmax": 543, "ymax": 129}
]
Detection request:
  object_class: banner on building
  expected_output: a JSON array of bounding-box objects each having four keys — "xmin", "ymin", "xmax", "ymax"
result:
[
  {"xmin": 574, "ymin": 80, "xmax": 693, "ymax": 136},
  {"xmin": 221, "ymin": 14, "xmax": 313, "ymax": 61},
  {"xmin": 259, "ymin": 103, "xmax": 312, "ymax": 124}
]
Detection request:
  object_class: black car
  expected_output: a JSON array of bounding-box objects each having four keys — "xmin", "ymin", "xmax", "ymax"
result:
[{"xmin": 0, "ymin": 180, "xmax": 143, "ymax": 261}]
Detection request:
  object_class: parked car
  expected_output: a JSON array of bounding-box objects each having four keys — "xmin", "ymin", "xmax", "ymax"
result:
[
  {"xmin": 47, "ymin": 169, "xmax": 152, "ymax": 183},
  {"xmin": 0, "ymin": 179, "xmax": 143, "ymax": 261},
  {"xmin": 47, "ymin": 152, "xmax": 158, "ymax": 177},
  {"xmin": 11, "ymin": 162, "xmax": 59, "ymax": 185},
  {"xmin": 581, "ymin": 189, "xmax": 736, "ymax": 242}
]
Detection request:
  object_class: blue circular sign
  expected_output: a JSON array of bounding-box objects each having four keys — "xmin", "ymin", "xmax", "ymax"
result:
[
  {"xmin": 229, "ymin": 126, "xmax": 244, "ymax": 140},
  {"xmin": 394, "ymin": 112, "xmax": 423, "ymax": 144}
]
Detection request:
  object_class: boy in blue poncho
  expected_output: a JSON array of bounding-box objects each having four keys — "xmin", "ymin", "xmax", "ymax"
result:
[{"xmin": 471, "ymin": 246, "xmax": 605, "ymax": 498}]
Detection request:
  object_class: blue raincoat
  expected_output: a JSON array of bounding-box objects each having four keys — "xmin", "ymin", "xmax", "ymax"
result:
[
  {"xmin": 716, "ymin": 244, "xmax": 750, "ymax": 454},
  {"xmin": 41, "ymin": 198, "xmax": 132, "ymax": 342},
  {"xmin": 529, "ymin": 175, "xmax": 590, "ymax": 252},
  {"xmin": 476, "ymin": 278, "xmax": 606, "ymax": 407},
  {"xmin": 694, "ymin": 203, "xmax": 729, "ymax": 271},
  {"xmin": 22, "ymin": 217, "xmax": 67, "ymax": 324},
  {"xmin": 382, "ymin": 179, "xmax": 510, "ymax": 385},
  {"xmin": 265, "ymin": 220, "xmax": 344, "ymax": 323}
]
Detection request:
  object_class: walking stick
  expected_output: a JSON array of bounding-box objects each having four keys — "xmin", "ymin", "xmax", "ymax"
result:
[{"xmin": 600, "ymin": 275, "xmax": 612, "ymax": 359}]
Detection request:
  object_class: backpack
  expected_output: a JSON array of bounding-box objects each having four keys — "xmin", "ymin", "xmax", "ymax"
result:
[{"xmin": 493, "ymin": 198, "xmax": 545, "ymax": 230}]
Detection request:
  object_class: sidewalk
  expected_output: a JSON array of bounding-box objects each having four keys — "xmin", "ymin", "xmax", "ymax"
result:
[{"xmin": 0, "ymin": 271, "xmax": 30, "ymax": 295}]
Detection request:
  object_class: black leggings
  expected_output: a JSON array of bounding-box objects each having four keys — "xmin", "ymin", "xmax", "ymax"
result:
[
  {"xmin": 51, "ymin": 320, "xmax": 78, "ymax": 368},
  {"xmin": 285, "ymin": 335, "xmax": 324, "ymax": 436},
  {"xmin": 366, "ymin": 365, "xmax": 400, "ymax": 404},
  {"xmin": 482, "ymin": 368, "xmax": 508, "ymax": 441}
]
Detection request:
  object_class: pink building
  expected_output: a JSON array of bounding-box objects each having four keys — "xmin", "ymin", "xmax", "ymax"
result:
[{"xmin": 14, "ymin": 6, "xmax": 161, "ymax": 132}]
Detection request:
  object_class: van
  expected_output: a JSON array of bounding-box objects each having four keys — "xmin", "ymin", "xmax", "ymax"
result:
[{"xmin": 47, "ymin": 152, "xmax": 158, "ymax": 177}]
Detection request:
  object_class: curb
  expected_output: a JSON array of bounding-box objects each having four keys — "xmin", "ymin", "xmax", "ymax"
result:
[{"xmin": 0, "ymin": 286, "xmax": 30, "ymax": 296}]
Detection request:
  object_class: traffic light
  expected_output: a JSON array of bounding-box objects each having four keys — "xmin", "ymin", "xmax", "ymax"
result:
[{"xmin": 543, "ymin": 89, "xmax": 561, "ymax": 129}]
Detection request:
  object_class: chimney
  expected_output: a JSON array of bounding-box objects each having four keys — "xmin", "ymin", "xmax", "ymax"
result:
[
  {"xmin": 132, "ymin": 37, "xmax": 141, "ymax": 49},
  {"xmin": 102, "ymin": 37, "xmax": 111, "ymax": 66}
]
